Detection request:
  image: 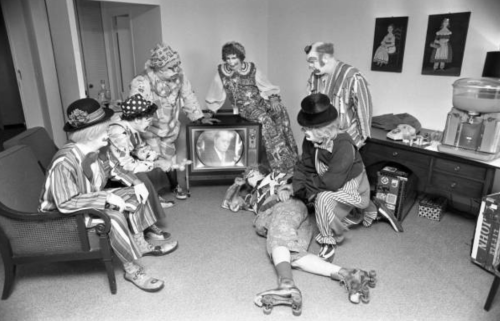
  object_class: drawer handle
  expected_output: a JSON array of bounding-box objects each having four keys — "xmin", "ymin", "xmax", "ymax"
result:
[
  {"xmin": 450, "ymin": 182, "xmax": 457, "ymax": 188},
  {"xmin": 454, "ymin": 166, "xmax": 461, "ymax": 171},
  {"xmin": 392, "ymin": 152, "xmax": 398, "ymax": 157}
]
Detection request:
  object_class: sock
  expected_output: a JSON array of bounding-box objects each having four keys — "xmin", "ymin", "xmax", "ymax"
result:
[
  {"xmin": 133, "ymin": 233, "xmax": 153, "ymax": 253},
  {"xmin": 275, "ymin": 261, "xmax": 294, "ymax": 282}
]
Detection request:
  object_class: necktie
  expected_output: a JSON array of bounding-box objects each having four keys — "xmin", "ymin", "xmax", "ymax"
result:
[{"xmin": 82, "ymin": 152, "xmax": 98, "ymax": 181}]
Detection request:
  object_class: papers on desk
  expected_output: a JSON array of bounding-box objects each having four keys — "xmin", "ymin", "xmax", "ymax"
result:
[{"xmin": 424, "ymin": 143, "xmax": 440, "ymax": 152}]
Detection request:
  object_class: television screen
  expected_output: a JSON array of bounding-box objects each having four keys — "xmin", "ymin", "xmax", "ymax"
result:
[
  {"xmin": 186, "ymin": 115, "xmax": 262, "ymax": 183},
  {"xmin": 193, "ymin": 129, "xmax": 246, "ymax": 168}
]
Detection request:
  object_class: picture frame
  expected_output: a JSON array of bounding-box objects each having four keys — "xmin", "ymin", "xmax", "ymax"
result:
[
  {"xmin": 371, "ymin": 16, "xmax": 409, "ymax": 73},
  {"xmin": 421, "ymin": 12, "xmax": 471, "ymax": 76}
]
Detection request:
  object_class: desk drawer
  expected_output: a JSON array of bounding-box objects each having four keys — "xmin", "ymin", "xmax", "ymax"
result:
[
  {"xmin": 433, "ymin": 158, "xmax": 487, "ymax": 180},
  {"xmin": 363, "ymin": 144, "xmax": 431, "ymax": 168},
  {"xmin": 430, "ymin": 172, "xmax": 483, "ymax": 198}
]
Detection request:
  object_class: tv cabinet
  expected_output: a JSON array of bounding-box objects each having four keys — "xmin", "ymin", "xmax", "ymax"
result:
[{"xmin": 361, "ymin": 127, "xmax": 497, "ymax": 216}]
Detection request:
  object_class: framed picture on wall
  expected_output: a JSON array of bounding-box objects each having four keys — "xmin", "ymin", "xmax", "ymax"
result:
[
  {"xmin": 421, "ymin": 12, "xmax": 471, "ymax": 76},
  {"xmin": 371, "ymin": 16, "xmax": 409, "ymax": 73}
]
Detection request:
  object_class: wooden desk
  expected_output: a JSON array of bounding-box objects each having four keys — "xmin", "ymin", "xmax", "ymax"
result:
[{"xmin": 360, "ymin": 127, "xmax": 497, "ymax": 216}]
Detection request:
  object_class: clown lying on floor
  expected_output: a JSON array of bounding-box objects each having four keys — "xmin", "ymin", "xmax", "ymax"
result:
[{"xmin": 222, "ymin": 165, "xmax": 377, "ymax": 314}]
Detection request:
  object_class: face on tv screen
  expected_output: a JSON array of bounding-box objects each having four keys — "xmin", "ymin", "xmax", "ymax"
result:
[{"xmin": 193, "ymin": 129, "xmax": 246, "ymax": 169}]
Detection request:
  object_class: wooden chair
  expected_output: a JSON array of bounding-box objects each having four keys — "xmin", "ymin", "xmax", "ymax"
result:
[
  {"xmin": 0, "ymin": 145, "xmax": 116, "ymax": 300},
  {"xmin": 484, "ymin": 263, "xmax": 500, "ymax": 311},
  {"xmin": 3, "ymin": 127, "xmax": 59, "ymax": 174}
]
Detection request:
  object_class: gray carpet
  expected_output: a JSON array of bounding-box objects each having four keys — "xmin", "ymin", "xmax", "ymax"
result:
[{"xmin": 0, "ymin": 185, "xmax": 498, "ymax": 321}]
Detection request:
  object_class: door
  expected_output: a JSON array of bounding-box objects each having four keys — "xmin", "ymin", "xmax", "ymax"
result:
[
  {"xmin": 75, "ymin": 0, "xmax": 110, "ymax": 100},
  {"xmin": 112, "ymin": 15, "xmax": 134, "ymax": 100}
]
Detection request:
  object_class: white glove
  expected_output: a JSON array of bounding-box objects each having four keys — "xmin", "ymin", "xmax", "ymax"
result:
[
  {"xmin": 106, "ymin": 193, "xmax": 126, "ymax": 212},
  {"xmin": 133, "ymin": 182, "xmax": 149, "ymax": 204}
]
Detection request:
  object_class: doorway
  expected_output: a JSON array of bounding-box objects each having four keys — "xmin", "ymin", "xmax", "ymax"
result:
[
  {"xmin": 0, "ymin": 5, "xmax": 25, "ymax": 132},
  {"xmin": 0, "ymin": 5, "xmax": 26, "ymax": 148},
  {"xmin": 75, "ymin": 0, "xmax": 161, "ymax": 103}
]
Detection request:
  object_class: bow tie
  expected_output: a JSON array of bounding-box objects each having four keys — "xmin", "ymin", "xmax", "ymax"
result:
[{"xmin": 82, "ymin": 152, "xmax": 99, "ymax": 181}]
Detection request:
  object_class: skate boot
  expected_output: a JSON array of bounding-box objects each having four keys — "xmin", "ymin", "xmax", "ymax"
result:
[
  {"xmin": 336, "ymin": 268, "xmax": 377, "ymax": 304},
  {"xmin": 254, "ymin": 278, "xmax": 302, "ymax": 316}
]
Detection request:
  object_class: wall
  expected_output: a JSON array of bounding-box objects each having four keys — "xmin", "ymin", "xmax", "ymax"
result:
[
  {"xmin": 149, "ymin": 0, "xmax": 269, "ymax": 159},
  {"xmin": 267, "ymin": 0, "xmax": 500, "ymax": 145}
]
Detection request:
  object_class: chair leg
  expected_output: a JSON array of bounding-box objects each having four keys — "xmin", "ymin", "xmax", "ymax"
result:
[
  {"xmin": 1, "ymin": 259, "xmax": 16, "ymax": 300},
  {"xmin": 103, "ymin": 258, "xmax": 117, "ymax": 295},
  {"xmin": 484, "ymin": 276, "xmax": 500, "ymax": 311},
  {"xmin": 100, "ymin": 237, "xmax": 117, "ymax": 294}
]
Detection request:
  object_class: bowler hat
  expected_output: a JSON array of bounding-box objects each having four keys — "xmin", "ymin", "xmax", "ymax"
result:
[
  {"xmin": 297, "ymin": 93, "xmax": 338, "ymax": 128},
  {"xmin": 63, "ymin": 98, "xmax": 114, "ymax": 132}
]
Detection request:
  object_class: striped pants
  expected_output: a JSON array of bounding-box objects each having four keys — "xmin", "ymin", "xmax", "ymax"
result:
[
  {"xmin": 89, "ymin": 186, "xmax": 157, "ymax": 264},
  {"xmin": 314, "ymin": 171, "xmax": 371, "ymax": 245}
]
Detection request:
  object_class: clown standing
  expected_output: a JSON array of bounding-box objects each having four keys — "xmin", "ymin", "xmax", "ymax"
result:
[{"xmin": 129, "ymin": 43, "xmax": 218, "ymax": 165}]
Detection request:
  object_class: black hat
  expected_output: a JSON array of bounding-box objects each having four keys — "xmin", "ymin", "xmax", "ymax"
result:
[
  {"xmin": 64, "ymin": 98, "xmax": 114, "ymax": 132},
  {"xmin": 121, "ymin": 94, "xmax": 158, "ymax": 120},
  {"xmin": 297, "ymin": 93, "xmax": 338, "ymax": 128}
]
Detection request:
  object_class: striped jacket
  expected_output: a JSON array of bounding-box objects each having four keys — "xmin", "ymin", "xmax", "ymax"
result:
[
  {"xmin": 307, "ymin": 61, "xmax": 373, "ymax": 148},
  {"xmin": 39, "ymin": 143, "xmax": 138, "ymax": 219}
]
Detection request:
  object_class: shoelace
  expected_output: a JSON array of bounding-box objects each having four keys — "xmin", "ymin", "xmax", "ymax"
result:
[{"xmin": 149, "ymin": 225, "xmax": 163, "ymax": 234}]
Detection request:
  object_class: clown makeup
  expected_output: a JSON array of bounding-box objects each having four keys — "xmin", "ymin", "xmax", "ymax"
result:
[
  {"xmin": 302, "ymin": 127, "xmax": 321, "ymax": 143},
  {"xmin": 96, "ymin": 129, "xmax": 110, "ymax": 149},
  {"xmin": 307, "ymin": 51, "xmax": 328, "ymax": 75},
  {"xmin": 135, "ymin": 145, "xmax": 157, "ymax": 161},
  {"xmin": 245, "ymin": 169, "xmax": 266, "ymax": 188},
  {"xmin": 224, "ymin": 54, "xmax": 242, "ymax": 72},
  {"xmin": 135, "ymin": 116, "xmax": 154, "ymax": 133}
]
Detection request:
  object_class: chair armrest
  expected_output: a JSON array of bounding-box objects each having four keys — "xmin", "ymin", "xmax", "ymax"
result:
[{"xmin": 0, "ymin": 202, "xmax": 111, "ymax": 234}]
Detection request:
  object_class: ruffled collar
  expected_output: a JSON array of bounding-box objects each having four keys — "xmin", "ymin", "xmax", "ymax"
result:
[{"xmin": 220, "ymin": 62, "xmax": 252, "ymax": 77}]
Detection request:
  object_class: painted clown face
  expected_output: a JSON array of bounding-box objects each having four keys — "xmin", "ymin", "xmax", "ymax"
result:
[
  {"xmin": 157, "ymin": 61, "xmax": 183, "ymax": 85},
  {"xmin": 302, "ymin": 127, "xmax": 322, "ymax": 144},
  {"xmin": 245, "ymin": 169, "xmax": 266, "ymax": 188},
  {"xmin": 224, "ymin": 54, "xmax": 242, "ymax": 72},
  {"xmin": 306, "ymin": 50, "xmax": 329, "ymax": 76},
  {"xmin": 134, "ymin": 144, "xmax": 159, "ymax": 162}
]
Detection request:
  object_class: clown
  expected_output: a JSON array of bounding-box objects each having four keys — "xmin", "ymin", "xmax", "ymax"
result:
[
  {"xmin": 129, "ymin": 43, "xmax": 218, "ymax": 166},
  {"xmin": 305, "ymin": 42, "xmax": 373, "ymax": 149},
  {"xmin": 206, "ymin": 41, "xmax": 298, "ymax": 174},
  {"xmin": 305, "ymin": 42, "xmax": 392, "ymax": 229},
  {"xmin": 222, "ymin": 165, "xmax": 377, "ymax": 313}
]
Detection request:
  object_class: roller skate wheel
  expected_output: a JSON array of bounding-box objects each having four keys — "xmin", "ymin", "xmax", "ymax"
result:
[
  {"xmin": 292, "ymin": 306, "xmax": 302, "ymax": 316},
  {"xmin": 368, "ymin": 270, "xmax": 377, "ymax": 288},
  {"xmin": 263, "ymin": 305, "xmax": 272, "ymax": 315},
  {"xmin": 254, "ymin": 296, "xmax": 263, "ymax": 307}
]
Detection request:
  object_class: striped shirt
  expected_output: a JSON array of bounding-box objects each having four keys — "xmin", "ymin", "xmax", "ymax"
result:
[
  {"xmin": 307, "ymin": 61, "xmax": 373, "ymax": 148},
  {"xmin": 39, "ymin": 143, "xmax": 138, "ymax": 223}
]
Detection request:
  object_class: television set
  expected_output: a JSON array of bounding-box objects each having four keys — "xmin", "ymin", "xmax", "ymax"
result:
[{"xmin": 186, "ymin": 115, "xmax": 263, "ymax": 184}]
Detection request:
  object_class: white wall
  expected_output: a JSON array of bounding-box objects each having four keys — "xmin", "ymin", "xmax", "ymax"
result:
[{"xmin": 267, "ymin": 0, "xmax": 500, "ymax": 145}]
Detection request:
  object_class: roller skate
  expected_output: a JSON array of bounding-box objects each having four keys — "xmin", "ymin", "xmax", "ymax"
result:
[
  {"xmin": 254, "ymin": 278, "xmax": 302, "ymax": 316},
  {"xmin": 336, "ymin": 268, "xmax": 377, "ymax": 304}
]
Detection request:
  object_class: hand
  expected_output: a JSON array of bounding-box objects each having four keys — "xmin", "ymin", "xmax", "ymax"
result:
[
  {"xmin": 154, "ymin": 158, "xmax": 172, "ymax": 171},
  {"xmin": 106, "ymin": 193, "xmax": 126, "ymax": 212},
  {"xmin": 133, "ymin": 182, "xmax": 149, "ymax": 204},
  {"xmin": 277, "ymin": 183, "xmax": 293, "ymax": 202},
  {"xmin": 278, "ymin": 189, "xmax": 291, "ymax": 202},
  {"xmin": 200, "ymin": 117, "xmax": 221, "ymax": 125}
]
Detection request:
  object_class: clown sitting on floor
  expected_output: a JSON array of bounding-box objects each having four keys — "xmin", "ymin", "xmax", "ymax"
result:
[{"xmin": 222, "ymin": 165, "xmax": 377, "ymax": 312}]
